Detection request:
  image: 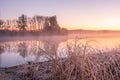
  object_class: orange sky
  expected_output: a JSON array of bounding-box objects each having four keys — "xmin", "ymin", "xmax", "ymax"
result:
[
  {"xmin": 58, "ymin": 13, "xmax": 120, "ymax": 30},
  {"xmin": 1, "ymin": 0, "xmax": 120, "ymax": 30}
]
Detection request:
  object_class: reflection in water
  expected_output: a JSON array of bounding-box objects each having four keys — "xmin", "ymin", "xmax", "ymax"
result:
[
  {"xmin": 0, "ymin": 37, "xmax": 120, "ymax": 67},
  {"xmin": 0, "ymin": 39, "xmax": 65, "ymax": 67},
  {"xmin": 0, "ymin": 44, "xmax": 4, "ymax": 54},
  {"xmin": 0, "ymin": 44, "xmax": 5, "ymax": 67},
  {"xmin": 17, "ymin": 42, "xmax": 28, "ymax": 58}
]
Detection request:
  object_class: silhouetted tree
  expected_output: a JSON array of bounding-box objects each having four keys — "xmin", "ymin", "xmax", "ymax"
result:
[
  {"xmin": 49, "ymin": 16, "xmax": 60, "ymax": 32},
  {"xmin": 49, "ymin": 16, "xmax": 58, "ymax": 27},
  {"xmin": 17, "ymin": 14, "xmax": 27, "ymax": 31},
  {"xmin": 5, "ymin": 20, "xmax": 11, "ymax": 30},
  {"xmin": 0, "ymin": 20, "xmax": 4, "ymax": 29},
  {"xmin": 33, "ymin": 16, "xmax": 45, "ymax": 31},
  {"xmin": 43, "ymin": 17, "xmax": 51, "ymax": 32},
  {"xmin": 43, "ymin": 16, "xmax": 61, "ymax": 33}
]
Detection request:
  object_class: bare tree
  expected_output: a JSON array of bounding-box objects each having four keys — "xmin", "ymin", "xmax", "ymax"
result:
[
  {"xmin": 43, "ymin": 17, "xmax": 51, "ymax": 32},
  {"xmin": 16, "ymin": 14, "xmax": 27, "ymax": 31},
  {"xmin": 0, "ymin": 19, "xmax": 4, "ymax": 29}
]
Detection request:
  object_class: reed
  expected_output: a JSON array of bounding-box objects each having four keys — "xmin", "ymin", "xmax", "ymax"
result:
[
  {"xmin": 20, "ymin": 39, "xmax": 120, "ymax": 80},
  {"xmin": 50, "ymin": 39, "xmax": 120, "ymax": 80}
]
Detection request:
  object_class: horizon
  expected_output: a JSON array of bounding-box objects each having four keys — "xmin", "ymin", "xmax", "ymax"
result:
[{"xmin": 0, "ymin": 0, "xmax": 120, "ymax": 30}]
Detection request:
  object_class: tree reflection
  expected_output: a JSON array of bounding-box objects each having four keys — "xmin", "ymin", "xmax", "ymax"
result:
[
  {"xmin": 0, "ymin": 44, "xmax": 5, "ymax": 67},
  {"xmin": 34, "ymin": 38, "xmax": 68, "ymax": 62},
  {"xmin": 44, "ymin": 41, "xmax": 58, "ymax": 55},
  {"xmin": 33, "ymin": 40, "xmax": 60, "ymax": 62},
  {"xmin": 0, "ymin": 37, "xmax": 68, "ymax": 67},
  {"xmin": 0, "ymin": 44, "xmax": 4, "ymax": 54},
  {"xmin": 17, "ymin": 42, "xmax": 28, "ymax": 58}
]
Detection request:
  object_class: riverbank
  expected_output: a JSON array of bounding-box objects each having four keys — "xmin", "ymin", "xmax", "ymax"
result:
[
  {"xmin": 0, "ymin": 61, "xmax": 52, "ymax": 80},
  {"xmin": 0, "ymin": 52, "xmax": 120, "ymax": 80}
]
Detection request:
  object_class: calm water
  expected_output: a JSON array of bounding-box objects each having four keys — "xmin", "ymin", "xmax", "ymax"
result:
[{"xmin": 0, "ymin": 37, "xmax": 120, "ymax": 67}]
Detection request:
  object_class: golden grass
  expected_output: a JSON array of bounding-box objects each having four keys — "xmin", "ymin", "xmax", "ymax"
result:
[
  {"xmin": 49, "ymin": 39, "xmax": 120, "ymax": 80},
  {"xmin": 20, "ymin": 39, "xmax": 120, "ymax": 80}
]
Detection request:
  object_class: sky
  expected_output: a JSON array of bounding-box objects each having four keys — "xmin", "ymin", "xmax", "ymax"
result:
[{"xmin": 0, "ymin": 0, "xmax": 120, "ymax": 30}]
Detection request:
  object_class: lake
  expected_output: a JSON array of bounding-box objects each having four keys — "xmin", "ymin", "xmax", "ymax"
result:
[{"xmin": 0, "ymin": 36, "xmax": 120, "ymax": 67}]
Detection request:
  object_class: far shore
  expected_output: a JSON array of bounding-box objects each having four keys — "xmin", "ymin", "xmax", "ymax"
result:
[{"xmin": 0, "ymin": 32, "xmax": 120, "ymax": 42}]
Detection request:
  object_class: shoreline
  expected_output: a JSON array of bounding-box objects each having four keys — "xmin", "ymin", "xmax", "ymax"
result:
[
  {"xmin": 0, "ymin": 33, "xmax": 120, "ymax": 80},
  {"xmin": 0, "ymin": 52, "xmax": 120, "ymax": 80},
  {"xmin": 0, "ymin": 33, "xmax": 120, "ymax": 41},
  {"xmin": 0, "ymin": 61, "xmax": 52, "ymax": 80}
]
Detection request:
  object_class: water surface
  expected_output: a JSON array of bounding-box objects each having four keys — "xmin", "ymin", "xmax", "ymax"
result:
[{"xmin": 0, "ymin": 37, "xmax": 120, "ymax": 67}]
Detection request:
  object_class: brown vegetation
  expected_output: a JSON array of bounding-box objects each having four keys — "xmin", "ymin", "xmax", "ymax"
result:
[{"xmin": 0, "ymin": 39, "xmax": 120, "ymax": 80}]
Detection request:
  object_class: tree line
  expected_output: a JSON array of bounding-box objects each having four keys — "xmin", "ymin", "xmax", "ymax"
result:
[{"xmin": 0, "ymin": 14, "xmax": 68, "ymax": 35}]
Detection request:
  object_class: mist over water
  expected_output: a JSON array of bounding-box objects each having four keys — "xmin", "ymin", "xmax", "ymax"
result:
[{"xmin": 0, "ymin": 35, "xmax": 120, "ymax": 67}]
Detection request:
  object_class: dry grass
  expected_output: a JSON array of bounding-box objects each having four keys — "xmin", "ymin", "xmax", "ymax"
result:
[
  {"xmin": 19, "ymin": 39, "xmax": 120, "ymax": 80},
  {"xmin": 49, "ymin": 39, "xmax": 120, "ymax": 80}
]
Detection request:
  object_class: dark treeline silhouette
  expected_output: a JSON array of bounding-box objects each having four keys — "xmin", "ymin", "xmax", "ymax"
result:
[
  {"xmin": 0, "ymin": 14, "xmax": 68, "ymax": 36},
  {"xmin": 17, "ymin": 14, "xmax": 27, "ymax": 31}
]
